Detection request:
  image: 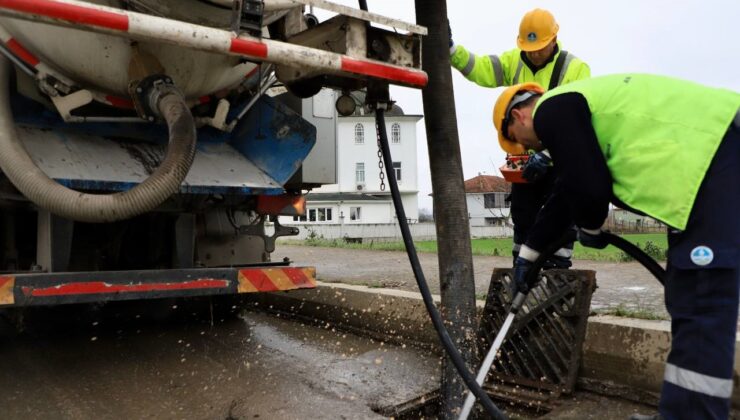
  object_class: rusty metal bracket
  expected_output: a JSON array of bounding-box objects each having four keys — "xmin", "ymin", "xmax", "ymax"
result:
[
  {"xmin": 477, "ymin": 268, "xmax": 597, "ymax": 399},
  {"xmin": 238, "ymin": 215, "xmax": 298, "ymax": 254}
]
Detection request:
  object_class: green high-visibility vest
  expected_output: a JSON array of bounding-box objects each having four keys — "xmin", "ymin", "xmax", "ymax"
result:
[
  {"xmin": 450, "ymin": 42, "xmax": 590, "ymax": 89},
  {"xmin": 534, "ymin": 74, "xmax": 740, "ymax": 229}
]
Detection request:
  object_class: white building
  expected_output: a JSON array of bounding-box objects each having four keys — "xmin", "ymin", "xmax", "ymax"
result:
[
  {"xmin": 464, "ymin": 174, "xmax": 511, "ymax": 227},
  {"xmin": 279, "ymin": 90, "xmax": 422, "ymax": 239}
]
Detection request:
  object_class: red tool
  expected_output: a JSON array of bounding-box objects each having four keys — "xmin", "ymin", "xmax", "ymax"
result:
[{"xmin": 499, "ymin": 154, "xmax": 530, "ymax": 183}]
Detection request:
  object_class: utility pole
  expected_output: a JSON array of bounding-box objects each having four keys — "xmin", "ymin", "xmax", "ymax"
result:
[{"xmin": 414, "ymin": 1, "xmax": 479, "ymax": 417}]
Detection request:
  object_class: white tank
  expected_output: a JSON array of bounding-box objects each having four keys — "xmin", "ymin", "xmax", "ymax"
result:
[{"xmin": 0, "ymin": 0, "xmax": 299, "ymax": 100}]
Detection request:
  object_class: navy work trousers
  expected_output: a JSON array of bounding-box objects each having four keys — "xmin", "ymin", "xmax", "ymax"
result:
[
  {"xmin": 660, "ymin": 117, "xmax": 740, "ymax": 419},
  {"xmin": 510, "ymin": 170, "xmax": 574, "ymax": 266}
]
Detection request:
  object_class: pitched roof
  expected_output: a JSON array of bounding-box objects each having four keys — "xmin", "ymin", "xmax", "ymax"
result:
[{"xmin": 464, "ymin": 175, "xmax": 510, "ymax": 193}]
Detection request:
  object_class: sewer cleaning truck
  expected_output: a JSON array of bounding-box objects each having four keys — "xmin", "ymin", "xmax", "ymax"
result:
[{"xmin": 0, "ymin": 0, "xmax": 426, "ymax": 307}]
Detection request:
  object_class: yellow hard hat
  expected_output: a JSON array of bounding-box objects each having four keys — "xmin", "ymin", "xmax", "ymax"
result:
[
  {"xmin": 517, "ymin": 8, "xmax": 559, "ymax": 52},
  {"xmin": 493, "ymin": 82, "xmax": 545, "ymax": 154}
]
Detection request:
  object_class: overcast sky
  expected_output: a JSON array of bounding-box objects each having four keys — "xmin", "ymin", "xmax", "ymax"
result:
[{"xmin": 318, "ymin": 1, "xmax": 740, "ymax": 210}]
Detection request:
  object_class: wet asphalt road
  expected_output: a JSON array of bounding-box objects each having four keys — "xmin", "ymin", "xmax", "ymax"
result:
[
  {"xmin": 0, "ymin": 299, "xmax": 441, "ymax": 420},
  {"xmin": 0, "ymin": 244, "xmax": 673, "ymax": 420},
  {"xmin": 0, "ymin": 298, "xmax": 657, "ymax": 420}
]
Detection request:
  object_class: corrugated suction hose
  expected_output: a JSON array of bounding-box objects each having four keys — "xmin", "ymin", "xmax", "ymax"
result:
[{"xmin": 0, "ymin": 57, "xmax": 196, "ymax": 222}]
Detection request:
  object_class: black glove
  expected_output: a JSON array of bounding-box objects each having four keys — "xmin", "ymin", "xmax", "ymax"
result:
[
  {"xmin": 448, "ymin": 20, "xmax": 454, "ymax": 48},
  {"xmin": 577, "ymin": 228, "xmax": 609, "ymax": 249},
  {"xmin": 512, "ymin": 256, "xmax": 539, "ymax": 296},
  {"xmin": 521, "ymin": 151, "xmax": 552, "ymax": 182}
]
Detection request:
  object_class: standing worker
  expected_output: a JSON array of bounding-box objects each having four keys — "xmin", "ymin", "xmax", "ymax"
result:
[
  {"xmin": 449, "ymin": 8, "xmax": 591, "ymax": 268},
  {"xmin": 494, "ymin": 74, "xmax": 740, "ymax": 420}
]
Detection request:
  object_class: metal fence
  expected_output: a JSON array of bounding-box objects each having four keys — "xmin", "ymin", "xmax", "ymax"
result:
[{"xmin": 602, "ymin": 220, "xmax": 667, "ymax": 234}]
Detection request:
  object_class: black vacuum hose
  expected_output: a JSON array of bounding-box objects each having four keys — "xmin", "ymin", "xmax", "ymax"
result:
[
  {"xmin": 375, "ymin": 108, "xmax": 507, "ymax": 420},
  {"xmin": 600, "ymin": 232, "xmax": 666, "ymax": 284},
  {"xmin": 522, "ymin": 230, "xmax": 665, "ymax": 304}
]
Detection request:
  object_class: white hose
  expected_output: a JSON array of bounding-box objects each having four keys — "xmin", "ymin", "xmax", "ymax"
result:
[{"xmin": 0, "ymin": 57, "xmax": 196, "ymax": 223}]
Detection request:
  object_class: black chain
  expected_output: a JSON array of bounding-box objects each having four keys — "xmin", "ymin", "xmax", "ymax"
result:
[{"xmin": 376, "ymin": 122, "xmax": 386, "ymax": 191}]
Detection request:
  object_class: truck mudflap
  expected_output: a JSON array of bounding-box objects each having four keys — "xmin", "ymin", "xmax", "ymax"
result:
[{"xmin": 0, "ymin": 266, "xmax": 316, "ymax": 307}]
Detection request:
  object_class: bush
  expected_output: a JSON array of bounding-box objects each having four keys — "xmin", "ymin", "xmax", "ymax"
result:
[
  {"xmin": 642, "ymin": 241, "xmax": 667, "ymax": 261},
  {"xmin": 305, "ymin": 228, "xmax": 325, "ymax": 245}
]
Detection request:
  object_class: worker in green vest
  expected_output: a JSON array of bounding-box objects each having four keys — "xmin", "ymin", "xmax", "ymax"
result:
[
  {"xmin": 450, "ymin": 8, "xmax": 590, "ymax": 268},
  {"xmin": 493, "ymin": 74, "xmax": 740, "ymax": 420}
]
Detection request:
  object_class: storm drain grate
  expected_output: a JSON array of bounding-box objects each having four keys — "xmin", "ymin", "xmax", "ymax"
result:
[{"xmin": 477, "ymin": 268, "xmax": 597, "ymax": 401}]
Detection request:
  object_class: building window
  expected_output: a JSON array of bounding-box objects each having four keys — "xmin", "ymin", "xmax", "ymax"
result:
[
  {"xmin": 307, "ymin": 207, "xmax": 333, "ymax": 223},
  {"xmin": 393, "ymin": 161, "xmax": 402, "ymax": 181},
  {"xmin": 292, "ymin": 214, "xmax": 308, "ymax": 222},
  {"xmin": 484, "ymin": 192, "xmax": 510, "ymax": 208},
  {"xmin": 350, "ymin": 207, "xmax": 361, "ymax": 221},
  {"xmin": 354, "ymin": 123, "xmax": 364, "ymax": 144},
  {"xmin": 484, "ymin": 217, "xmax": 506, "ymax": 226},
  {"xmin": 356, "ymin": 162, "xmax": 365, "ymax": 183},
  {"xmin": 391, "ymin": 123, "xmax": 401, "ymax": 143}
]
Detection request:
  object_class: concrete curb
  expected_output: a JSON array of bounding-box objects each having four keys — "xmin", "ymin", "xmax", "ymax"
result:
[{"xmin": 250, "ymin": 281, "xmax": 740, "ymax": 406}]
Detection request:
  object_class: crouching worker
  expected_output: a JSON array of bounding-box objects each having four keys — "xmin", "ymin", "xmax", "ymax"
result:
[{"xmin": 494, "ymin": 74, "xmax": 740, "ymax": 420}]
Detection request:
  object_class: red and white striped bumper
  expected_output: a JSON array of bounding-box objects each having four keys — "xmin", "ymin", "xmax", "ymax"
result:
[{"xmin": 0, "ymin": 266, "xmax": 317, "ymax": 307}]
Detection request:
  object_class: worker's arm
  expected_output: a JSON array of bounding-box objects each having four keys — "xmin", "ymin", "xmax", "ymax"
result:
[
  {"xmin": 511, "ymin": 174, "xmax": 575, "ymax": 295},
  {"xmin": 522, "ymin": 92, "xmax": 612, "ymax": 256},
  {"xmin": 450, "ymin": 44, "xmax": 517, "ymax": 88}
]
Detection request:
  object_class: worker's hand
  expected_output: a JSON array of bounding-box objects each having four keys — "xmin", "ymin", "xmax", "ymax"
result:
[
  {"xmin": 512, "ymin": 256, "xmax": 538, "ymax": 296},
  {"xmin": 577, "ymin": 228, "xmax": 609, "ymax": 249},
  {"xmin": 521, "ymin": 151, "xmax": 552, "ymax": 182}
]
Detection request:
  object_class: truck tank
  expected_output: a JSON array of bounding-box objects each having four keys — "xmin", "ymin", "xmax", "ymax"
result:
[
  {"xmin": 0, "ymin": 0, "xmax": 426, "ymax": 307},
  {"xmin": 0, "ymin": 0, "xmax": 307, "ymax": 98}
]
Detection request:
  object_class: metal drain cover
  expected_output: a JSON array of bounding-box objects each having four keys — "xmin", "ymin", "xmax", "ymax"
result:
[{"xmin": 478, "ymin": 268, "xmax": 597, "ymax": 400}]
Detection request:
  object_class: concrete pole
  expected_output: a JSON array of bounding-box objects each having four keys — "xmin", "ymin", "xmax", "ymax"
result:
[{"xmin": 414, "ymin": 2, "xmax": 479, "ymax": 418}]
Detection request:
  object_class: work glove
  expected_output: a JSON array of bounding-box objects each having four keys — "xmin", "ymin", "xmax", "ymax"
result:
[
  {"xmin": 512, "ymin": 256, "xmax": 538, "ymax": 296},
  {"xmin": 577, "ymin": 228, "xmax": 609, "ymax": 249},
  {"xmin": 448, "ymin": 20, "xmax": 455, "ymax": 50},
  {"xmin": 521, "ymin": 151, "xmax": 552, "ymax": 183}
]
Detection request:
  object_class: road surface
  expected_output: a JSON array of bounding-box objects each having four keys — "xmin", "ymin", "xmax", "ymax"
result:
[{"xmin": 277, "ymin": 245, "xmax": 668, "ymax": 319}]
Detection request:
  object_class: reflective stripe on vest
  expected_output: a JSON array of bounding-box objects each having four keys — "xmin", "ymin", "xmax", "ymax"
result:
[
  {"xmin": 512, "ymin": 60, "xmax": 524, "ymax": 84},
  {"xmin": 664, "ymin": 363, "xmax": 733, "ymax": 399},
  {"xmin": 489, "ymin": 55, "xmax": 504, "ymax": 86},
  {"xmin": 461, "ymin": 53, "xmax": 476, "ymax": 76},
  {"xmin": 556, "ymin": 52, "xmax": 575, "ymax": 86},
  {"xmin": 513, "ymin": 50, "xmax": 573, "ymax": 88}
]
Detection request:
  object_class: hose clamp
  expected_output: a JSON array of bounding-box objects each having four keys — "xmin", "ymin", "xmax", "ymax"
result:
[{"xmin": 128, "ymin": 74, "xmax": 178, "ymax": 122}]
